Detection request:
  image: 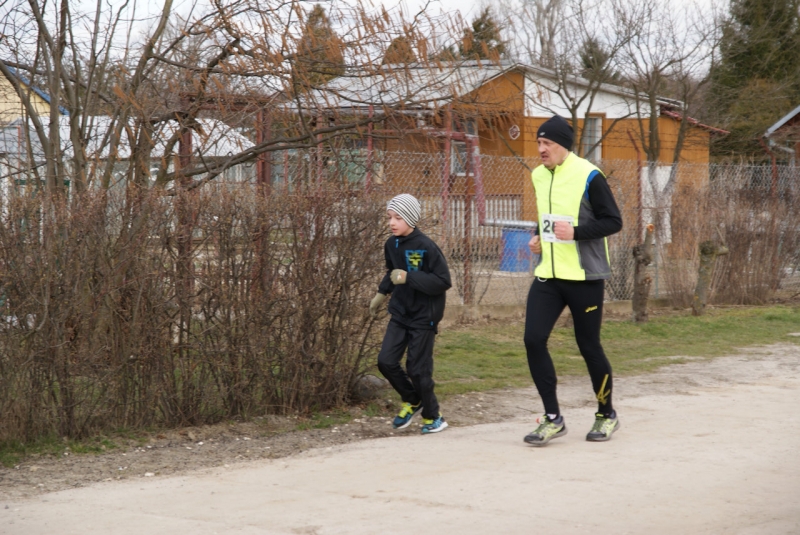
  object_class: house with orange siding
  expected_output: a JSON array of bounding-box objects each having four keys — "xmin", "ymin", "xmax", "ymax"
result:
[{"xmin": 284, "ymin": 61, "xmax": 725, "ymax": 236}]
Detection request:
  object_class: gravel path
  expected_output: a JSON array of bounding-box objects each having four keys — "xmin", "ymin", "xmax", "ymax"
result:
[{"xmin": 2, "ymin": 344, "xmax": 799, "ymax": 534}]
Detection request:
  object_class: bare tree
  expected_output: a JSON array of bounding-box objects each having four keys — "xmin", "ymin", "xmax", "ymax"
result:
[
  {"xmin": 622, "ymin": 0, "xmax": 719, "ymax": 166},
  {"xmin": 0, "ymin": 0, "xmax": 473, "ymax": 196},
  {"xmin": 500, "ymin": 0, "xmax": 642, "ymax": 158},
  {"xmin": 382, "ymin": 35, "xmax": 418, "ymax": 65},
  {"xmin": 619, "ymin": 0, "xmax": 719, "ymax": 249},
  {"xmin": 499, "ymin": 0, "xmax": 564, "ymax": 69},
  {"xmin": 0, "ymin": 0, "xmax": 495, "ymax": 440}
]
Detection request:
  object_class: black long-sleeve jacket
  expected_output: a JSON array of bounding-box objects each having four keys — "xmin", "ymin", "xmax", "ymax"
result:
[{"xmin": 378, "ymin": 228, "xmax": 452, "ymax": 330}]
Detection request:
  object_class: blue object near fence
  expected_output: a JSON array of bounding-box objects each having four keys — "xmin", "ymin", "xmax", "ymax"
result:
[{"xmin": 499, "ymin": 228, "xmax": 535, "ymax": 272}]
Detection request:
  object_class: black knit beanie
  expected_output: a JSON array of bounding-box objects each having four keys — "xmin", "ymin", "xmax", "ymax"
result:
[{"xmin": 537, "ymin": 115, "xmax": 574, "ymax": 151}]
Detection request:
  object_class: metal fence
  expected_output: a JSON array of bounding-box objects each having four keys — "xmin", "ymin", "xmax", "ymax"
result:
[
  {"xmin": 2, "ymin": 144, "xmax": 798, "ymax": 306},
  {"xmin": 265, "ymin": 149, "xmax": 800, "ymax": 306}
]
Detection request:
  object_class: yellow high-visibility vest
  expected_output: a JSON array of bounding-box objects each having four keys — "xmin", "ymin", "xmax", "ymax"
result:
[{"xmin": 531, "ymin": 152, "xmax": 612, "ymax": 281}]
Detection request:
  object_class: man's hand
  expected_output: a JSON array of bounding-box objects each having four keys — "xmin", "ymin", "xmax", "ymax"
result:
[
  {"xmin": 529, "ymin": 235, "xmax": 541, "ymax": 254},
  {"xmin": 369, "ymin": 293, "xmax": 386, "ymax": 318},
  {"xmin": 390, "ymin": 269, "xmax": 407, "ymax": 285},
  {"xmin": 553, "ymin": 220, "xmax": 574, "ymax": 241}
]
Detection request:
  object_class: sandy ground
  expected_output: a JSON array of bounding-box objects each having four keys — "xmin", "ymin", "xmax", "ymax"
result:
[{"xmin": 2, "ymin": 343, "xmax": 800, "ymax": 534}]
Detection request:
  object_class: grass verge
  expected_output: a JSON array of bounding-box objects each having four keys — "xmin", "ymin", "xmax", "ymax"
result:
[
  {"xmin": 433, "ymin": 305, "xmax": 800, "ymax": 396},
  {"xmin": 2, "ymin": 305, "xmax": 797, "ymax": 466},
  {"xmin": 0, "ymin": 435, "xmax": 117, "ymax": 468}
]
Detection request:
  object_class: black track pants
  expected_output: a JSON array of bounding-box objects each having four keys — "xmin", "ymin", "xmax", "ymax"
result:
[
  {"xmin": 523, "ymin": 278, "xmax": 614, "ymax": 416},
  {"xmin": 377, "ymin": 320, "xmax": 440, "ymax": 419}
]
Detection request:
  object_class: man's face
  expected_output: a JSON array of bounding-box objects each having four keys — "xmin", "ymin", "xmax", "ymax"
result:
[{"xmin": 538, "ymin": 138, "xmax": 569, "ymax": 169}]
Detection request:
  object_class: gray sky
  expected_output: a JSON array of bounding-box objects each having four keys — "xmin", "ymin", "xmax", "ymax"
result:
[{"xmin": 389, "ymin": 0, "xmax": 482, "ymax": 20}]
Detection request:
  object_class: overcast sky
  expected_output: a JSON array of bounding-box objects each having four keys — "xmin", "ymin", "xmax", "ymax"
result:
[
  {"xmin": 382, "ymin": 0, "xmax": 483, "ymax": 20},
  {"xmin": 364, "ymin": 0, "xmax": 720, "ymax": 26},
  {"xmin": 62, "ymin": 0, "xmax": 720, "ymax": 57},
  {"xmin": 127, "ymin": 0, "xmax": 482, "ymax": 25}
]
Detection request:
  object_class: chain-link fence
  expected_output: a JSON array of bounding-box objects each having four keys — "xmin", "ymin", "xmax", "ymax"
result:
[
  {"xmin": 1, "ymin": 147, "xmax": 798, "ymax": 441},
  {"xmin": 266, "ymin": 148, "xmax": 800, "ymax": 306},
  {"xmin": 2, "ymin": 144, "xmax": 797, "ymax": 306}
]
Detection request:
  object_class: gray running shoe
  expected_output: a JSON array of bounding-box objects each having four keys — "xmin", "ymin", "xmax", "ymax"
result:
[
  {"xmin": 524, "ymin": 415, "xmax": 567, "ymax": 447},
  {"xmin": 586, "ymin": 412, "xmax": 620, "ymax": 442}
]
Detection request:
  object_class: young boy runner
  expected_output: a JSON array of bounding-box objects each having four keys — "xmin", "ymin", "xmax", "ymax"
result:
[{"xmin": 369, "ymin": 194, "xmax": 452, "ymax": 434}]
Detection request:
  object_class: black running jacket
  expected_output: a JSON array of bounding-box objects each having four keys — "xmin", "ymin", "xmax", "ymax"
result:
[{"xmin": 378, "ymin": 228, "xmax": 452, "ymax": 330}]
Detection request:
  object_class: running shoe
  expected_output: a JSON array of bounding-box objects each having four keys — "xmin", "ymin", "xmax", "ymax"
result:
[
  {"xmin": 392, "ymin": 402, "xmax": 422, "ymax": 429},
  {"xmin": 421, "ymin": 414, "xmax": 448, "ymax": 434},
  {"xmin": 524, "ymin": 415, "xmax": 567, "ymax": 446},
  {"xmin": 586, "ymin": 412, "xmax": 620, "ymax": 442}
]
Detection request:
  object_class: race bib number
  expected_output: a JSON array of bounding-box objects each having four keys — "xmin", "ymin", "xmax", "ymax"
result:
[{"xmin": 541, "ymin": 214, "xmax": 575, "ymax": 244}]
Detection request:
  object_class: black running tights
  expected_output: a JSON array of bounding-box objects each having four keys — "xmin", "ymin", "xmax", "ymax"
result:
[{"xmin": 523, "ymin": 278, "xmax": 614, "ymax": 416}]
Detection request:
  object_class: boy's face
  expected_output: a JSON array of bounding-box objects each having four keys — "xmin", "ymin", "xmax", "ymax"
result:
[{"xmin": 388, "ymin": 209, "xmax": 413, "ymax": 237}]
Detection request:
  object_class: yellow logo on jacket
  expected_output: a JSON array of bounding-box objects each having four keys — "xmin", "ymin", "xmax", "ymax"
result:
[{"xmin": 405, "ymin": 250, "xmax": 425, "ymax": 271}]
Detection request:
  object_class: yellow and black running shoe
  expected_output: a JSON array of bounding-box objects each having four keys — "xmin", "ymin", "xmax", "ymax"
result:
[
  {"xmin": 586, "ymin": 412, "xmax": 620, "ymax": 442},
  {"xmin": 524, "ymin": 415, "xmax": 567, "ymax": 447},
  {"xmin": 392, "ymin": 401, "xmax": 422, "ymax": 429}
]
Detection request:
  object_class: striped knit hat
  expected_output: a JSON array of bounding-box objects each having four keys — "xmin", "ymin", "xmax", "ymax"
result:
[{"xmin": 387, "ymin": 194, "xmax": 421, "ymax": 228}]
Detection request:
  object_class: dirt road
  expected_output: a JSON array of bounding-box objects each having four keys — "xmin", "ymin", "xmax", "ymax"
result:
[{"xmin": 3, "ymin": 345, "xmax": 800, "ymax": 534}]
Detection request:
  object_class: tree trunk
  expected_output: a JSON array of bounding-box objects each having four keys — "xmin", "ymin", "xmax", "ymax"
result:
[
  {"xmin": 632, "ymin": 224, "xmax": 655, "ymax": 323},
  {"xmin": 692, "ymin": 241, "xmax": 729, "ymax": 316}
]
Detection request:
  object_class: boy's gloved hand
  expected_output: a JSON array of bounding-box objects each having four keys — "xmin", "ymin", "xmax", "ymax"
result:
[
  {"xmin": 369, "ymin": 293, "xmax": 386, "ymax": 318},
  {"xmin": 390, "ymin": 269, "xmax": 407, "ymax": 285}
]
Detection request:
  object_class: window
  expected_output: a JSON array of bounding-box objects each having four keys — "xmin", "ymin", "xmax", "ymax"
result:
[
  {"xmin": 451, "ymin": 141, "xmax": 468, "ymax": 176},
  {"xmin": 450, "ymin": 119, "xmax": 478, "ymax": 176},
  {"xmin": 581, "ymin": 117, "xmax": 602, "ymax": 162}
]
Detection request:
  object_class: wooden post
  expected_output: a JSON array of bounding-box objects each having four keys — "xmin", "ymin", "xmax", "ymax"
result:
[
  {"xmin": 632, "ymin": 224, "xmax": 655, "ymax": 323},
  {"xmin": 316, "ymin": 114, "xmax": 323, "ymax": 185},
  {"xmin": 441, "ymin": 107, "xmax": 452, "ymax": 226},
  {"xmin": 692, "ymin": 240, "xmax": 729, "ymax": 316},
  {"xmin": 463, "ymin": 136, "xmax": 474, "ymax": 305},
  {"xmin": 254, "ymin": 110, "xmax": 272, "ymax": 293},
  {"xmin": 366, "ymin": 105, "xmax": 373, "ymax": 192},
  {"xmin": 283, "ymin": 148, "xmax": 289, "ymax": 187},
  {"xmin": 627, "ymin": 130, "xmax": 643, "ymax": 241},
  {"xmin": 256, "ymin": 109, "xmax": 271, "ymax": 191},
  {"xmin": 177, "ymin": 123, "xmax": 195, "ymax": 365}
]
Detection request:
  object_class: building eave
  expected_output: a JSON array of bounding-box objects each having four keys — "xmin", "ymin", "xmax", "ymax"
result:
[
  {"xmin": 2, "ymin": 62, "xmax": 70, "ymax": 116},
  {"xmin": 660, "ymin": 109, "xmax": 729, "ymax": 135},
  {"xmin": 764, "ymin": 104, "xmax": 800, "ymax": 138}
]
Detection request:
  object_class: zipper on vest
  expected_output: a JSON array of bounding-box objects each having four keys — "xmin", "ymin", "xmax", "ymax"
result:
[
  {"xmin": 395, "ymin": 238, "xmax": 399, "ymax": 248},
  {"xmin": 548, "ymin": 168, "xmax": 556, "ymax": 278}
]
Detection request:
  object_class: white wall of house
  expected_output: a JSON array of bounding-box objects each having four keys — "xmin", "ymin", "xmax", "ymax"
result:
[{"xmin": 523, "ymin": 75, "xmax": 645, "ymax": 120}]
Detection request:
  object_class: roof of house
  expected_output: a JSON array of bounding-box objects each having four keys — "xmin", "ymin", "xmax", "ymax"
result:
[
  {"xmin": 764, "ymin": 104, "xmax": 800, "ymax": 138},
  {"xmin": 288, "ymin": 60, "xmax": 517, "ymax": 112},
  {"xmin": 288, "ymin": 60, "xmax": 683, "ymax": 115},
  {"xmin": 518, "ymin": 63, "xmax": 676, "ymax": 108},
  {"xmin": 0, "ymin": 116, "xmax": 253, "ymax": 161},
  {"xmin": 660, "ymin": 109, "xmax": 729, "ymax": 135},
  {"xmin": 2, "ymin": 64, "xmax": 70, "ymax": 116},
  {"xmin": 62, "ymin": 116, "xmax": 254, "ymax": 159}
]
